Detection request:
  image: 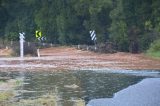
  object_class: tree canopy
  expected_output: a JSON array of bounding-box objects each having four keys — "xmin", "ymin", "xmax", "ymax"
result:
[{"xmin": 0, "ymin": 0, "xmax": 160, "ymax": 52}]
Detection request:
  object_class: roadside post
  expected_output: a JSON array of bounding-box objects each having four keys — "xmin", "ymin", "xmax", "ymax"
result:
[
  {"xmin": 35, "ymin": 30, "xmax": 46, "ymax": 57},
  {"xmin": 90, "ymin": 30, "xmax": 97, "ymax": 51},
  {"xmin": 19, "ymin": 32, "xmax": 25, "ymax": 58},
  {"xmin": 36, "ymin": 30, "xmax": 42, "ymax": 57}
]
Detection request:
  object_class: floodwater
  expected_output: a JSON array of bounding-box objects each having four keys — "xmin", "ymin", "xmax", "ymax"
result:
[{"xmin": 0, "ymin": 69, "xmax": 160, "ymax": 106}]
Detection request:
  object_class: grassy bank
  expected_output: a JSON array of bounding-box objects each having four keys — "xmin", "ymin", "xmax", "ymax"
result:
[
  {"xmin": 146, "ymin": 39, "xmax": 160, "ymax": 58},
  {"xmin": 146, "ymin": 51, "xmax": 160, "ymax": 58}
]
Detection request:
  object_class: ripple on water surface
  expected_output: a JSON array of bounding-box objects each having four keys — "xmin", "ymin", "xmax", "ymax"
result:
[{"xmin": 0, "ymin": 69, "xmax": 159, "ymax": 106}]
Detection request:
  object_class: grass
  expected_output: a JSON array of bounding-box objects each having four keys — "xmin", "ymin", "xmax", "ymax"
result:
[
  {"xmin": 146, "ymin": 39, "xmax": 160, "ymax": 58},
  {"xmin": 0, "ymin": 94, "xmax": 86, "ymax": 106},
  {"xmin": 146, "ymin": 51, "xmax": 160, "ymax": 58},
  {"xmin": 0, "ymin": 78, "xmax": 23, "ymax": 102},
  {"xmin": 0, "ymin": 80, "xmax": 5, "ymax": 84},
  {"xmin": 14, "ymin": 97, "xmax": 56, "ymax": 106},
  {"xmin": 0, "ymin": 92, "xmax": 14, "ymax": 101}
]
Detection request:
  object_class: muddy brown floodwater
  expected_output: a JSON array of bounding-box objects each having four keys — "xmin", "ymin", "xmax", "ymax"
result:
[
  {"xmin": 0, "ymin": 47, "xmax": 160, "ymax": 71},
  {"xmin": 0, "ymin": 47, "xmax": 160, "ymax": 106}
]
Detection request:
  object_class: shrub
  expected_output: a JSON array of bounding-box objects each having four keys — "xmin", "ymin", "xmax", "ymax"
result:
[
  {"xmin": 147, "ymin": 39, "xmax": 160, "ymax": 57},
  {"xmin": 11, "ymin": 42, "xmax": 37, "ymax": 56},
  {"xmin": 148, "ymin": 39, "xmax": 160, "ymax": 52}
]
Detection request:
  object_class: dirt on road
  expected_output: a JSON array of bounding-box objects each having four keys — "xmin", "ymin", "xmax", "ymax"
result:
[{"xmin": 0, "ymin": 47, "xmax": 160, "ymax": 71}]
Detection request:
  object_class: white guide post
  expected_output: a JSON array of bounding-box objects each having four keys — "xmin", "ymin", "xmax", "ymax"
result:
[
  {"xmin": 19, "ymin": 32, "xmax": 25, "ymax": 58},
  {"xmin": 37, "ymin": 49, "xmax": 40, "ymax": 57}
]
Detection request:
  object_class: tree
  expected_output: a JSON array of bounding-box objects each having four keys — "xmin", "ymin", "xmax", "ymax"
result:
[
  {"xmin": 0, "ymin": 0, "xmax": 159, "ymax": 53},
  {"xmin": 109, "ymin": 0, "xmax": 129, "ymax": 51}
]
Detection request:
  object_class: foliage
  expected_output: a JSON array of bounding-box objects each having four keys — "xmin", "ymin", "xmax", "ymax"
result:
[
  {"xmin": 147, "ymin": 52, "xmax": 160, "ymax": 58},
  {"xmin": 0, "ymin": 0, "xmax": 160, "ymax": 52},
  {"xmin": 147, "ymin": 39, "xmax": 160, "ymax": 52},
  {"xmin": 147, "ymin": 39, "xmax": 160, "ymax": 57}
]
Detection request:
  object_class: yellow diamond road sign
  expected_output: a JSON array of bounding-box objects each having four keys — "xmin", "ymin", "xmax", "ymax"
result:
[{"xmin": 36, "ymin": 30, "xmax": 42, "ymax": 38}]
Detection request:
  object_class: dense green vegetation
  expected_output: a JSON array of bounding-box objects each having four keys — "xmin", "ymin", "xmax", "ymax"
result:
[
  {"xmin": 0, "ymin": 0, "xmax": 160, "ymax": 53},
  {"xmin": 147, "ymin": 39, "xmax": 160, "ymax": 57}
]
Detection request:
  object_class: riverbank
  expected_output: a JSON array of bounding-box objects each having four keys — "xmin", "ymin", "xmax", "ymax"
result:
[{"xmin": 0, "ymin": 47, "xmax": 160, "ymax": 71}]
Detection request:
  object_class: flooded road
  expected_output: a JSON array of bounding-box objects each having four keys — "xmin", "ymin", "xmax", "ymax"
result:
[{"xmin": 0, "ymin": 69, "xmax": 160, "ymax": 106}]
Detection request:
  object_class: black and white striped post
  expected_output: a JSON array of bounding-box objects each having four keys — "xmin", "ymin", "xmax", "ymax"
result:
[{"xmin": 90, "ymin": 30, "xmax": 97, "ymax": 50}]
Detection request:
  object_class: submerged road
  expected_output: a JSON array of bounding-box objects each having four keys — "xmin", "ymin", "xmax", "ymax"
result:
[
  {"xmin": 87, "ymin": 78, "xmax": 160, "ymax": 106},
  {"xmin": 1, "ymin": 47, "xmax": 160, "ymax": 70}
]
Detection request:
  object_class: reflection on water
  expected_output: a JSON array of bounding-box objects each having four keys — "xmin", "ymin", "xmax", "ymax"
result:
[{"xmin": 0, "ymin": 70, "xmax": 160, "ymax": 106}]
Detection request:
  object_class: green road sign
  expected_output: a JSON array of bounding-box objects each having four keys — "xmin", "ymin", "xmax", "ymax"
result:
[{"xmin": 36, "ymin": 30, "xmax": 42, "ymax": 38}]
